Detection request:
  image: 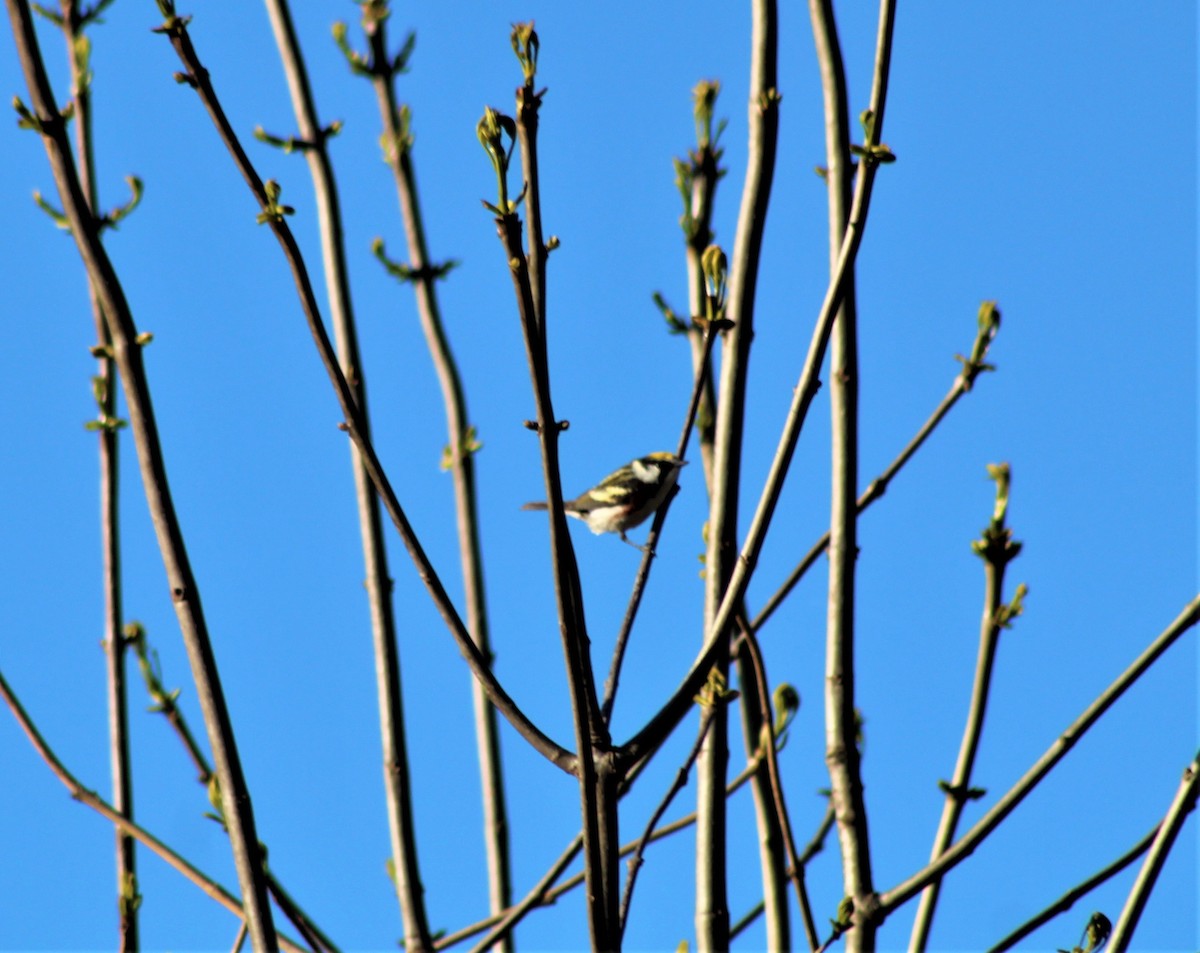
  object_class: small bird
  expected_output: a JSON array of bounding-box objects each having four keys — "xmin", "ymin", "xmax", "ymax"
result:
[{"xmin": 522, "ymin": 452, "xmax": 687, "ymax": 546}]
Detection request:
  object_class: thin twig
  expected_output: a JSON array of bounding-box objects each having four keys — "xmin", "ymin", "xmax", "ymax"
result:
[
  {"xmin": 8, "ymin": 3, "xmax": 277, "ymax": 943},
  {"xmin": 513, "ymin": 24, "xmax": 547, "ymax": 345},
  {"xmin": 262, "ymin": 2, "xmax": 431, "ymax": 946},
  {"xmin": 602, "ymin": 318, "xmax": 724, "ymax": 725},
  {"xmin": 351, "ymin": 10, "xmax": 512, "ymax": 940},
  {"xmin": 800, "ymin": 803, "xmax": 837, "ymax": 866},
  {"xmin": 48, "ymin": 1, "xmax": 140, "ymax": 946},
  {"xmin": 618, "ymin": 0, "xmax": 897, "ymax": 786},
  {"xmin": 0, "ymin": 668, "xmax": 310, "ymax": 953},
  {"xmin": 149, "ymin": 6, "xmax": 570, "ymax": 775},
  {"xmin": 985, "ymin": 822, "xmax": 1159, "ymax": 953},
  {"xmin": 619, "ymin": 712, "xmax": 717, "ymax": 940},
  {"xmin": 730, "ymin": 901, "xmax": 765, "ymax": 941},
  {"xmin": 752, "ymin": 303, "xmax": 1000, "ymax": 633},
  {"xmin": 1108, "ymin": 750, "xmax": 1200, "ymax": 948},
  {"xmin": 909, "ymin": 466, "xmax": 1022, "ymax": 950},
  {"xmin": 737, "ymin": 617, "xmax": 820, "ymax": 948},
  {"xmin": 130, "ymin": 626, "xmax": 339, "ymax": 952},
  {"xmin": 678, "ymin": 79, "xmax": 725, "ymax": 487},
  {"xmin": 879, "ymin": 594, "xmax": 1200, "ymax": 913},
  {"xmin": 456, "ymin": 839, "xmax": 583, "ymax": 953}
]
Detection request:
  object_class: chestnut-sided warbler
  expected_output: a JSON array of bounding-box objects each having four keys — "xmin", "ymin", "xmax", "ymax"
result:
[{"xmin": 523, "ymin": 452, "xmax": 687, "ymax": 544}]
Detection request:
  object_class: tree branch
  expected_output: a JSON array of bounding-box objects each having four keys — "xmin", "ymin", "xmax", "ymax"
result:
[
  {"xmin": 909, "ymin": 464, "xmax": 1024, "ymax": 949},
  {"xmin": 150, "ymin": 5, "xmax": 572, "ymax": 776},
  {"xmin": 985, "ymin": 823, "xmax": 1159, "ymax": 953},
  {"xmin": 1108, "ymin": 749, "xmax": 1200, "ymax": 948},
  {"xmin": 879, "ymin": 594, "xmax": 1200, "ymax": 914},
  {"xmin": 751, "ymin": 302, "xmax": 1000, "ymax": 633},
  {"xmin": 0, "ymin": 668, "xmax": 309, "ymax": 953},
  {"xmin": 619, "ymin": 0, "xmax": 895, "ymax": 787},
  {"xmin": 696, "ymin": 3, "xmax": 778, "ymax": 945},
  {"xmin": 8, "ymin": 3, "xmax": 276, "ymax": 943},
  {"xmin": 353, "ymin": 9, "xmax": 512, "ymax": 939},
  {"xmin": 49, "ymin": 1, "xmax": 140, "ymax": 944},
  {"xmin": 263, "ymin": 2, "xmax": 431, "ymax": 945}
]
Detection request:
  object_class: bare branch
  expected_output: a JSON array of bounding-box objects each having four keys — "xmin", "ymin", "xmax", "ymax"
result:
[
  {"xmin": 986, "ymin": 823, "xmax": 1158, "ymax": 953},
  {"xmin": 8, "ymin": 2, "xmax": 277, "ymax": 941},
  {"xmin": 48, "ymin": 1, "xmax": 140, "ymax": 944},
  {"xmin": 752, "ymin": 302, "xmax": 1001, "ymax": 633},
  {"xmin": 263, "ymin": 1, "xmax": 431, "ymax": 945},
  {"xmin": 909, "ymin": 464, "xmax": 1025, "ymax": 948},
  {"xmin": 880, "ymin": 594, "xmax": 1200, "ymax": 913},
  {"xmin": 352, "ymin": 8, "xmax": 512, "ymax": 935},
  {"xmin": 620, "ymin": 711, "xmax": 716, "ymax": 940},
  {"xmin": 0, "ymin": 668, "xmax": 309, "ymax": 953},
  {"xmin": 1108, "ymin": 750, "xmax": 1200, "ymax": 947},
  {"xmin": 620, "ymin": 0, "xmax": 897, "ymax": 780},
  {"xmin": 150, "ymin": 8, "xmax": 571, "ymax": 775},
  {"xmin": 603, "ymin": 317, "xmax": 725, "ymax": 724},
  {"xmin": 737, "ymin": 618, "xmax": 819, "ymax": 948},
  {"xmin": 129, "ymin": 625, "xmax": 339, "ymax": 952}
]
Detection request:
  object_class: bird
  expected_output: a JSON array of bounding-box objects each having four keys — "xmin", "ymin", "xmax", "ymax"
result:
[{"xmin": 522, "ymin": 451, "xmax": 687, "ymax": 547}]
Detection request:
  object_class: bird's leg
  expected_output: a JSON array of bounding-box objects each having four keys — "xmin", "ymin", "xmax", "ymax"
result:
[{"xmin": 620, "ymin": 532, "xmax": 653, "ymax": 556}]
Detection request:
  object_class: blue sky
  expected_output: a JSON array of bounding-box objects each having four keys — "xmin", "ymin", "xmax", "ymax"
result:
[{"xmin": 1, "ymin": 3, "xmax": 1195, "ymax": 951}]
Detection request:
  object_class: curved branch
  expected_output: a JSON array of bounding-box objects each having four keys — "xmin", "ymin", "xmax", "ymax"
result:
[{"xmin": 151, "ymin": 9, "xmax": 572, "ymax": 776}]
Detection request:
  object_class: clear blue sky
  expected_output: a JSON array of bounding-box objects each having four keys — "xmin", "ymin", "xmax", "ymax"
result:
[{"xmin": 1, "ymin": 3, "xmax": 1195, "ymax": 950}]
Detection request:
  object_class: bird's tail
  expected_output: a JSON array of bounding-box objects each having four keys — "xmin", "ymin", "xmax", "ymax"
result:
[{"xmin": 521, "ymin": 501, "xmax": 549, "ymax": 511}]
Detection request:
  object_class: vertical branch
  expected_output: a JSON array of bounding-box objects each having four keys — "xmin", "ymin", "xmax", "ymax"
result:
[
  {"xmin": 478, "ymin": 79, "xmax": 614, "ymax": 943},
  {"xmin": 52, "ymin": 0, "xmax": 140, "ymax": 945},
  {"xmin": 696, "ymin": 3, "xmax": 778, "ymax": 951},
  {"xmin": 732, "ymin": 626, "xmax": 796, "ymax": 951},
  {"xmin": 808, "ymin": 0, "xmax": 872, "ymax": 939},
  {"xmin": 261, "ymin": 2, "xmax": 432, "ymax": 947},
  {"xmin": 912, "ymin": 463, "xmax": 1027, "ymax": 945},
  {"xmin": 152, "ymin": 6, "xmax": 567, "ymax": 773},
  {"xmin": 513, "ymin": 21, "xmax": 547, "ymax": 341},
  {"xmin": 809, "ymin": 1, "xmax": 897, "ymax": 945},
  {"xmin": 509, "ymin": 27, "xmax": 622, "ymax": 941},
  {"xmin": 909, "ymin": 464, "xmax": 1024, "ymax": 950},
  {"xmin": 514, "ymin": 25, "xmax": 622, "ymax": 938},
  {"xmin": 351, "ymin": 6, "xmax": 513, "ymax": 941},
  {"xmin": 7, "ymin": 3, "xmax": 277, "ymax": 947},
  {"xmin": 677, "ymin": 80, "xmax": 725, "ymax": 486},
  {"xmin": 619, "ymin": 109, "xmax": 894, "ymax": 772}
]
